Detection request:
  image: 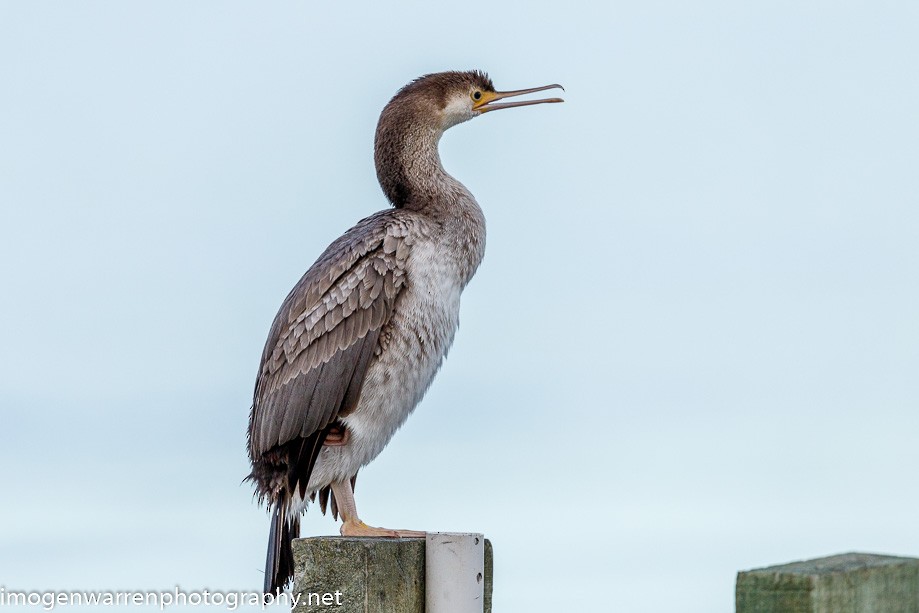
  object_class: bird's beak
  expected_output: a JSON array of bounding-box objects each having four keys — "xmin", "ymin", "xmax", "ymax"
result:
[{"xmin": 473, "ymin": 84, "xmax": 565, "ymax": 114}]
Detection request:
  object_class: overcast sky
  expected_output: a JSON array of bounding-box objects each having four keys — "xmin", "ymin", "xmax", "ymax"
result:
[{"xmin": 2, "ymin": 2, "xmax": 918, "ymax": 612}]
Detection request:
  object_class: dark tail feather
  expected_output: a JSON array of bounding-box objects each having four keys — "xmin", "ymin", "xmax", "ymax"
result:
[{"xmin": 264, "ymin": 502, "xmax": 299, "ymax": 595}]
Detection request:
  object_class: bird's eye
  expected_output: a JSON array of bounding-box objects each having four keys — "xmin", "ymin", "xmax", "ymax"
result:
[{"xmin": 472, "ymin": 91, "xmax": 482, "ymax": 101}]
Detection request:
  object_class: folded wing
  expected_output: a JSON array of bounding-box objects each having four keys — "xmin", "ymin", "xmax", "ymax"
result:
[{"xmin": 248, "ymin": 212, "xmax": 414, "ymax": 496}]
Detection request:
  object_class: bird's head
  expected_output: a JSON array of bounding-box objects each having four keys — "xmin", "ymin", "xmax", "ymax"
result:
[
  {"xmin": 374, "ymin": 70, "xmax": 562, "ymax": 208},
  {"xmin": 383, "ymin": 70, "xmax": 564, "ymax": 132}
]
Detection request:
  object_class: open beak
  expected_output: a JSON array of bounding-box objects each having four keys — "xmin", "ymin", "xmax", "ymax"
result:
[{"xmin": 473, "ymin": 83, "xmax": 565, "ymax": 114}]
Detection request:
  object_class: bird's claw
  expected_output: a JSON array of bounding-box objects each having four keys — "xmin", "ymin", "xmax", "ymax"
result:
[{"xmin": 340, "ymin": 520, "xmax": 424, "ymax": 538}]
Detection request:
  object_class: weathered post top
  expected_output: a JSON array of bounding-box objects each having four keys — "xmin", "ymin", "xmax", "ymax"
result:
[
  {"xmin": 736, "ymin": 552, "xmax": 919, "ymax": 613},
  {"xmin": 292, "ymin": 536, "xmax": 493, "ymax": 613}
]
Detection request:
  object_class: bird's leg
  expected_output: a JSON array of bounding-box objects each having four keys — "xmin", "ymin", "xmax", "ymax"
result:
[{"xmin": 330, "ymin": 479, "xmax": 425, "ymax": 538}]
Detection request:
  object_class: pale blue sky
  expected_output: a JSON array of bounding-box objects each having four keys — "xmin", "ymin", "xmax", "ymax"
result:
[{"xmin": 2, "ymin": 2, "xmax": 918, "ymax": 611}]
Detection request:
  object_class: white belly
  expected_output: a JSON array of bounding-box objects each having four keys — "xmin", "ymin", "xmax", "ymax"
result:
[{"xmin": 306, "ymin": 245, "xmax": 464, "ymax": 492}]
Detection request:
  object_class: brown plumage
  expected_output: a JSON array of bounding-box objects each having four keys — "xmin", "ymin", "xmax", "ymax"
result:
[{"xmin": 247, "ymin": 70, "xmax": 562, "ymax": 595}]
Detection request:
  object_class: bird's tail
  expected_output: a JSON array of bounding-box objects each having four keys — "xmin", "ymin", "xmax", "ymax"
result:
[{"xmin": 264, "ymin": 501, "xmax": 299, "ymax": 595}]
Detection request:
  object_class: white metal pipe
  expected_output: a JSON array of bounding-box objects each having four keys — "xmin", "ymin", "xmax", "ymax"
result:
[{"xmin": 425, "ymin": 532, "xmax": 485, "ymax": 613}]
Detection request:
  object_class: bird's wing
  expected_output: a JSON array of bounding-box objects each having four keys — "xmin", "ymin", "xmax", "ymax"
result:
[{"xmin": 248, "ymin": 212, "xmax": 414, "ymax": 464}]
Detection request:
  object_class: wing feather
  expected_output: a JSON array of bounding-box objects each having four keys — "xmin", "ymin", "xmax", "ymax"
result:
[{"xmin": 248, "ymin": 212, "xmax": 414, "ymax": 462}]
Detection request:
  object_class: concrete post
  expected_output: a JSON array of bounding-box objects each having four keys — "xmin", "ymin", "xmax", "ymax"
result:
[
  {"xmin": 736, "ymin": 552, "xmax": 919, "ymax": 613},
  {"xmin": 292, "ymin": 536, "xmax": 493, "ymax": 613}
]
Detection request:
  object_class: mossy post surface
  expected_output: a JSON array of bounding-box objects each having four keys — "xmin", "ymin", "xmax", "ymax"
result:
[
  {"xmin": 736, "ymin": 552, "xmax": 919, "ymax": 613},
  {"xmin": 291, "ymin": 536, "xmax": 493, "ymax": 613}
]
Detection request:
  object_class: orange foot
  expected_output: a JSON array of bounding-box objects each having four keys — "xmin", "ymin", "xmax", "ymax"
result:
[{"xmin": 340, "ymin": 519, "xmax": 425, "ymax": 538}]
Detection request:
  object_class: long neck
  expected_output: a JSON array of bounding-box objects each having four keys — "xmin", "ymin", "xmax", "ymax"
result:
[
  {"xmin": 375, "ymin": 110, "xmax": 470, "ymax": 213},
  {"xmin": 374, "ymin": 108, "xmax": 487, "ymax": 285}
]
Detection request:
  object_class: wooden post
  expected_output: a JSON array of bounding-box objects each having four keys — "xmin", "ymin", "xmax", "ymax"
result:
[
  {"xmin": 736, "ymin": 552, "xmax": 919, "ymax": 613},
  {"xmin": 292, "ymin": 536, "xmax": 493, "ymax": 613}
]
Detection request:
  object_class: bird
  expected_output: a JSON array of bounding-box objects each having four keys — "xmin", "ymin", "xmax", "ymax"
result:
[{"xmin": 246, "ymin": 70, "xmax": 563, "ymax": 594}]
